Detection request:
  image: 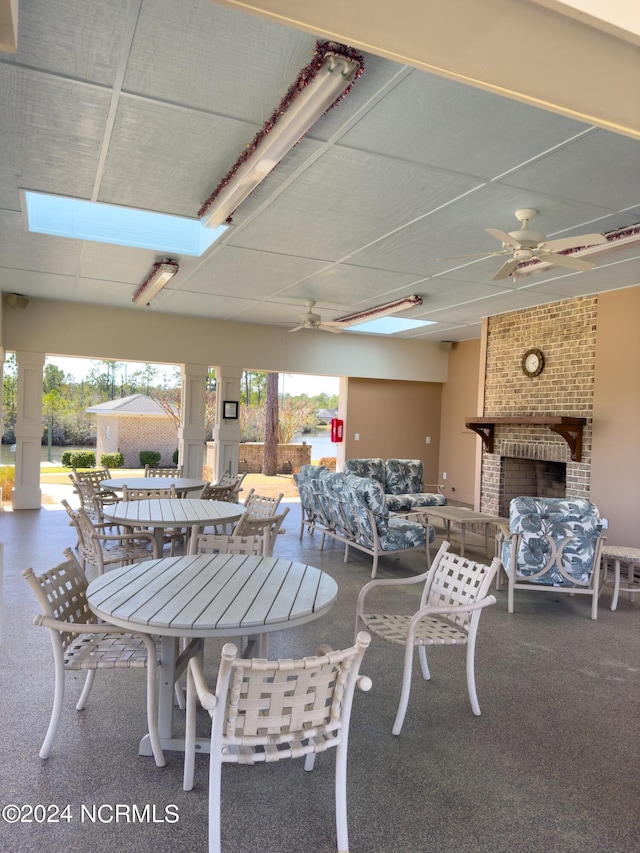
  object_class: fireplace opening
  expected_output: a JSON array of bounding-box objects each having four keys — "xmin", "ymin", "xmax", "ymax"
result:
[{"xmin": 499, "ymin": 457, "xmax": 567, "ymax": 518}]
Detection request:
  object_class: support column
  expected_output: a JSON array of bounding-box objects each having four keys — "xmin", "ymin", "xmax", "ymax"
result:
[
  {"xmin": 13, "ymin": 351, "xmax": 44, "ymax": 509},
  {"xmin": 211, "ymin": 366, "xmax": 242, "ymax": 482},
  {"xmin": 178, "ymin": 364, "xmax": 208, "ymax": 480}
]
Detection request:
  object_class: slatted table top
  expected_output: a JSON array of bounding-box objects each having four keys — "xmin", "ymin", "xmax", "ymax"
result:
[
  {"xmin": 102, "ymin": 477, "xmax": 206, "ymax": 494},
  {"xmin": 86, "ymin": 553, "xmax": 338, "ymax": 638},
  {"xmin": 102, "ymin": 498, "xmax": 245, "ymax": 529}
]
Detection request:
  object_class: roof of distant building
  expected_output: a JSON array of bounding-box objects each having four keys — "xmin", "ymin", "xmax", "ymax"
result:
[{"xmin": 86, "ymin": 393, "xmax": 172, "ymax": 416}]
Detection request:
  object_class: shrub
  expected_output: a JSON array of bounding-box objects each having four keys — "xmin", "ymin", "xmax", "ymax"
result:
[
  {"xmin": 139, "ymin": 451, "xmax": 161, "ymax": 468},
  {"xmin": 172, "ymin": 448, "xmax": 179, "ymax": 465},
  {"xmin": 319, "ymin": 456, "xmax": 337, "ymax": 471},
  {"xmin": 0, "ymin": 466, "xmax": 15, "ymax": 503},
  {"xmin": 69, "ymin": 450, "xmax": 96, "ymax": 468},
  {"xmin": 101, "ymin": 452, "xmax": 124, "ymax": 469},
  {"xmin": 61, "ymin": 451, "xmax": 74, "ymax": 468}
]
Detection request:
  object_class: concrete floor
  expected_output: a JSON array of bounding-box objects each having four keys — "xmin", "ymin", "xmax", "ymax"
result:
[{"xmin": 1, "ymin": 496, "xmax": 640, "ymax": 853}]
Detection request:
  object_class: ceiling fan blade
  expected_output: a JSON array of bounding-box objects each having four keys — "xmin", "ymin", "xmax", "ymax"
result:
[
  {"xmin": 288, "ymin": 324, "xmax": 304, "ymax": 333},
  {"xmin": 438, "ymin": 250, "xmax": 507, "ymax": 260},
  {"xmin": 539, "ymin": 252, "xmax": 597, "ymax": 272},
  {"xmin": 320, "ymin": 324, "xmax": 343, "ymax": 334},
  {"xmin": 540, "ymin": 233, "xmax": 607, "ymax": 253},
  {"xmin": 491, "ymin": 258, "xmax": 520, "ymax": 281},
  {"xmin": 486, "ymin": 228, "xmax": 522, "ymax": 249}
]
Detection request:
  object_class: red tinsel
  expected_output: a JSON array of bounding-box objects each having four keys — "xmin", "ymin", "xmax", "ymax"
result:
[
  {"xmin": 198, "ymin": 41, "xmax": 364, "ymax": 221},
  {"xmin": 517, "ymin": 224, "xmax": 640, "ymax": 271}
]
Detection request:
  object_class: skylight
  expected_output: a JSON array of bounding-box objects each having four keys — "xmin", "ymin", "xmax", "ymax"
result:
[
  {"xmin": 23, "ymin": 191, "xmax": 227, "ymax": 256},
  {"xmin": 346, "ymin": 317, "xmax": 435, "ymax": 335}
]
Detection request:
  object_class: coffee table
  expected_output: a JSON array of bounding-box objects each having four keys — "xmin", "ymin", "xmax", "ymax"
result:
[{"xmin": 411, "ymin": 505, "xmax": 508, "ymax": 558}]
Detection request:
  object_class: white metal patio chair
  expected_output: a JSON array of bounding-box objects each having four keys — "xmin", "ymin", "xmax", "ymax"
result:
[
  {"xmin": 188, "ymin": 531, "xmax": 265, "ymax": 557},
  {"xmin": 242, "ymin": 488, "xmax": 284, "ymax": 518},
  {"xmin": 62, "ymin": 499, "xmax": 159, "ymax": 575},
  {"xmin": 22, "ymin": 548, "xmax": 165, "ymax": 767},
  {"xmin": 356, "ymin": 540, "xmax": 499, "ymax": 734},
  {"xmin": 231, "ymin": 506, "xmax": 290, "ymax": 556},
  {"xmin": 183, "ymin": 632, "xmax": 372, "ymax": 853},
  {"xmin": 144, "ymin": 464, "xmax": 184, "ymax": 477}
]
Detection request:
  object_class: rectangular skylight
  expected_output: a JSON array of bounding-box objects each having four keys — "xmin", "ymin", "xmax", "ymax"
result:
[
  {"xmin": 346, "ymin": 317, "xmax": 435, "ymax": 335},
  {"xmin": 23, "ymin": 191, "xmax": 227, "ymax": 256}
]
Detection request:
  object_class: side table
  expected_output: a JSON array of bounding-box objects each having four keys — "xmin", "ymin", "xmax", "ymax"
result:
[{"xmin": 601, "ymin": 545, "xmax": 640, "ymax": 611}]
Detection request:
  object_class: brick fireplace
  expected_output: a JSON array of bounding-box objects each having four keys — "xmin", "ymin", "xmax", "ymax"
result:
[{"xmin": 477, "ymin": 295, "xmax": 596, "ymax": 517}]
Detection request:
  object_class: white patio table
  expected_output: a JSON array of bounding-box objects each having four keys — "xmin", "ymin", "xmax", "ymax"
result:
[
  {"xmin": 101, "ymin": 476, "xmax": 206, "ymax": 496},
  {"xmin": 102, "ymin": 498, "xmax": 245, "ymax": 552},
  {"xmin": 86, "ymin": 553, "xmax": 338, "ymax": 754}
]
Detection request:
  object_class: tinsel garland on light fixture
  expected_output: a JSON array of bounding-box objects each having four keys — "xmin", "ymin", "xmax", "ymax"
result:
[
  {"xmin": 198, "ymin": 41, "xmax": 364, "ymax": 222},
  {"xmin": 132, "ymin": 258, "xmax": 179, "ymax": 304}
]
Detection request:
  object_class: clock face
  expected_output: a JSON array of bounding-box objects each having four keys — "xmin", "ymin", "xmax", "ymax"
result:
[{"xmin": 522, "ymin": 348, "xmax": 544, "ymax": 377}]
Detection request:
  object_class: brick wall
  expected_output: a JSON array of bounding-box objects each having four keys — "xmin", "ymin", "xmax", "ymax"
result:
[
  {"xmin": 115, "ymin": 416, "xmax": 178, "ymax": 468},
  {"xmin": 481, "ymin": 295, "xmax": 596, "ymax": 514},
  {"xmin": 237, "ymin": 442, "xmax": 312, "ymax": 474}
]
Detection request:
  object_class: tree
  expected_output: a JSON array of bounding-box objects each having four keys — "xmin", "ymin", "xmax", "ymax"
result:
[{"xmin": 262, "ymin": 372, "xmax": 279, "ymax": 475}]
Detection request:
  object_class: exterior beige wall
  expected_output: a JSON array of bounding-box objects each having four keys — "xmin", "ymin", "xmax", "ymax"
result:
[
  {"xmin": 590, "ymin": 288, "xmax": 640, "ymax": 546},
  {"xmin": 438, "ymin": 340, "xmax": 481, "ymax": 505},
  {"xmin": 342, "ymin": 378, "xmax": 442, "ymax": 485},
  {"xmin": 112, "ymin": 416, "xmax": 178, "ymax": 468}
]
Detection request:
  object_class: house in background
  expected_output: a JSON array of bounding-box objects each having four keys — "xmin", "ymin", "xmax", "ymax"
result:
[{"xmin": 86, "ymin": 394, "xmax": 177, "ymax": 468}]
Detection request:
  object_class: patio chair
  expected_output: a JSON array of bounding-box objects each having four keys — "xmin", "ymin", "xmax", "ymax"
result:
[
  {"xmin": 144, "ymin": 464, "xmax": 184, "ymax": 477},
  {"xmin": 242, "ymin": 488, "xmax": 283, "ymax": 518},
  {"xmin": 188, "ymin": 531, "xmax": 265, "ymax": 557},
  {"xmin": 499, "ymin": 496, "xmax": 605, "ymax": 620},
  {"xmin": 182, "ymin": 632, "xmax": 372, "ymax": 853},
  {"xmin": 199, "ymin": 481, "xmax": 237, "ymax": 503},
  {"xmin": 22, "ymin": 548, "xmax": 165, "ymax": 766},
  {"xmin": 62, "ymin": 499, "xmax": 159, "ymax": 575},
  {"xmin": 122, "ymin": 484, "xmax": 185, "ymax": 554},
  {"xmin": 69, "ymin": 469, "xmax": 119, "ymax": 523},
  {"xmin": 232, "ymin": 507, "xmax": 290, "ymax": 556},
  {"xmin": 356, "ymin": 541, "xmax": 499, "ymax": 734}
]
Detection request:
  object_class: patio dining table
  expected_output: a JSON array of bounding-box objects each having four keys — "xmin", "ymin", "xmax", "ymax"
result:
[
  {"xmin": 102, "ymin": 498, "xmax": 245, "ymax": 552},
  {"xmin": 101, "ymin": 476, "xmax": 206, "ymax": 496},
  {"xmin": 86, "ymin": 553, "xmax": 339, "ymax": 754}
]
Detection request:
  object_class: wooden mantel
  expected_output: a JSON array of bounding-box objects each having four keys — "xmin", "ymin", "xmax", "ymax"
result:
[{"xmin": 465, "ymin": 416, "xmax": 587, "ymax": 462}]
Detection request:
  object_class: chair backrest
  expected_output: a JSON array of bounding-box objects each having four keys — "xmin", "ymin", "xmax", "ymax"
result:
[
  {"xmin": 199, "ymin": 482, "xmax": 237, "ymax": 502},
  {"xmin": 122, "ymin": 484, "xmax": 177, "ymax": 501},
  {"xmin": 72, "ymin": 467, "xmax": 112, "ymax": 489},
  {"xmin": 232, "ymin": 507, "xmax": 290, "ymax": 555},
  {"xmin": 385, "ymin": 458, "xmax": 424, "ymax": 495},
  {"xmin": 22, "ymin": 549, "xmax": 95, "ymax": 650},
  {"xmin": 243, "ymin": 489, "xmax": 283, "ymax": 518},
  {"xmin": 208, "ymin": 631, "xmax": 371, "ymax": 755},
  {"xmin": 188, "ymin": 532, "xmax": 265, "ymax": 556},
  {"xmin": 62, "ymin": 499, "xmax": 103, "ymax": 566},
  {"xmin": 69, "ymin": 474, "xmax": 101, "ymax": 518},
  {"xmin": 505, "ymin": 496, "xmax": 603, "ymax": 586},
  {"xmin": 216, "ymin": 471, "xmax": 246, "ymax": 501},
  {"xmin": 422, "ymin": 543, "xmax": 500, "ymax": 631},
  {"xmin": 145, "ymin": 465, "xmax": 183, "ymax": 477}
]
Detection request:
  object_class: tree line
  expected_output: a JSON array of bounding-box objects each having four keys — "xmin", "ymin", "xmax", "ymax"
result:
[{"xmin": 2, "ymin": 357, "xmax": 338, "ymax": 449}]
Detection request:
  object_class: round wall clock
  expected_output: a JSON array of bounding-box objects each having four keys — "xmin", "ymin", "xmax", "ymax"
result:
[{"xmin": 521, "ymin": 348, "xmax": 545, "ymax": 377}]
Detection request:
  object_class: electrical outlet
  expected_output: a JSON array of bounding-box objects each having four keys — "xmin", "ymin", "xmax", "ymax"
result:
[
  {"xmin": 602, "ymin": 518, "xmax": 609, "ymax": 529},
  {"xmin": 425, "ymin": 436, "xmax": 430, "ymax": 444},
  {"xmin": 442, "ymin": 472, "xmax": 447, "ymax": 480},
  {"xmin": 354, "ymin": 433, "xmax": 360, "ymax": 441}
]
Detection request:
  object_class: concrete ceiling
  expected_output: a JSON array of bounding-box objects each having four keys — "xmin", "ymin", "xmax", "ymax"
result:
[{"xmin": 0, "ymin": 0, "xmax": 638, "ymax": 343}]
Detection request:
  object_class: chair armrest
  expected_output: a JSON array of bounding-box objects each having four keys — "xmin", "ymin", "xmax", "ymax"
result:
[
  {"xmin": 408, "ymin": 594, "xmax": 497, "ymax": 628},
  {"xmin": 94, "ymin": 530, "xmax": 160, "ymax": 557},
  {"xmin": 423, "ymin": 483, "xmax": 446, "ymax": 495},
  {"xmin": 187, "ymin": 656, "xmax": 217, "ymax": 711}
]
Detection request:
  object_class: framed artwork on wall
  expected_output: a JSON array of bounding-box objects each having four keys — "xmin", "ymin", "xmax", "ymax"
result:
[{"xmin": 223, "ymin": 400, "xmax": 239, "ymax": 419}]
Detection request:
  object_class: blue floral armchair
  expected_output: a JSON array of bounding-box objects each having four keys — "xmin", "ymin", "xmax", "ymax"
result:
[{"xmin": 500, "ymin": 496, "xmax": 605, "ymax": 620}]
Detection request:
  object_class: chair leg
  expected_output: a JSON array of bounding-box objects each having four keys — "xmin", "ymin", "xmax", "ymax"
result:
[
  {"xmin": 40, "ymin": 642, "xmax": 66, "ymax": 759},
  {"xmin": 141, "ymin": 635, "xmax": 165, "ymax": 767},
  {"xmin": 465, "ymin": 636, "xmax": 481, "ymax": 716},
  {"xmin": 209, "ymin": 754, "xmax": 223, "ymax": 853},
  {"xmin": 183, "ymin": 665, "xmax": 197, "ymax": 791},
  {"xmin": 335, "ymin": 740, "xmax": 349, "ymax": 853},
  {"xmin": 392, "ymin": 642, "xmax": 415, "ymax": 735},
  {"xmin": 76, "ymin": 670, "xmax": 96, "ymax": 710},
  {"xmin": 418, "ymin": 645, "xmax": 430, "ymax": 681}
]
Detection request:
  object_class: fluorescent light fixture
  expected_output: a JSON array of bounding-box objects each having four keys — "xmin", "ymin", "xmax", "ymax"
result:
[
  {"xmin": 336, "ymin": 295, "xmax": 424, "ymax": 326},
  {"xmin": 347, "ymin": 317, "xmax": 435, "ymax": 335},
  {"xmin": 132, "ymin": 260, "xmax": 179, "ymax": 306},
  {"xmin": 200, "ymin": 49, "xmax": 362, "ymax": 228},
  {"xmin": 23, "ymin": 191, "xmax": 227, "ymax": 256}
]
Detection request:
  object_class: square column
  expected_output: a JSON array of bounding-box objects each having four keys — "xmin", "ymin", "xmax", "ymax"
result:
[
  {"xmin": 178, "ymin": 364, "xmax": 208, "ymax": 479},
  {"xmin": 211, "ymin": 366, "xmax": 242, "ymax": 482},
  {"xmin": 13, "ymin": 351, "xmax": 44, "ymax": 509}
]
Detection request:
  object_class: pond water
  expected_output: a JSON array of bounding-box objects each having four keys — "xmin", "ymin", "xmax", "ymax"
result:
[{"xmin": 0, "ymin": 444, "xmax": 92, "ymax": 466}]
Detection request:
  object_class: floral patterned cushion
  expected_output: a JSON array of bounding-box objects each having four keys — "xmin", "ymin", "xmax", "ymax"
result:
[
  {"xmin": 385, "ymin": 458, "xmax": 423, "ymax": 495},
  {"xmin": 502, "ymin": 496, "xmax": 602, "ymax": 587},
  {"xmin": 386, "ymin": 492, "xmax": 447, "ymax": 511},
  {"xmin": 343, "ymin": 458, "xmax": 385, "ymax": 486}
]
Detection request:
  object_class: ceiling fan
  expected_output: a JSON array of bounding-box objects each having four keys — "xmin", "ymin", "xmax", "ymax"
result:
[
  {"xmin": 289, "ymin": 301, "xmax": 344, "ymax": 334},
  {"xmin": 443, "ymin": 208, "xmax": 608, "ymax": 281}
]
